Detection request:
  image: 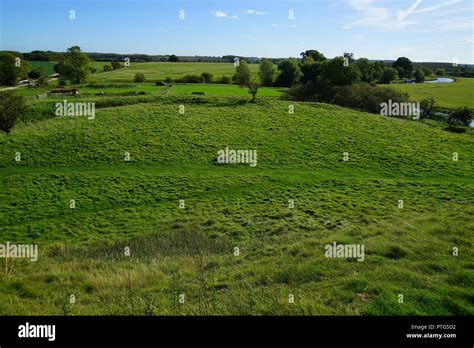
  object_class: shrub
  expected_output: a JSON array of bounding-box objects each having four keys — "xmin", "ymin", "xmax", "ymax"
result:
[
  {"xmin": 330, "ymin": 83, "xmax": 410, "ymax": 114},
  {"xmin": 217, "ymin": 76, "xmax": 231, "ymax": 84},
  {"xmin": 176, "ymin": 74, "xmax": 204, "ymax": 83},
  {"xmin": 111, "ymin": 61, "xmax": 123, "ymax": 70},
  {"xmin": 0, "ymin": 91, "xmax": 27, "ymax": 134},
  {"xmin": 201, "ymin": 72, "xmax": 213, "ymax": 84},
  {"xmin": 133, "ymin": 73, "xmax": 145, "ymax": 83},
  {"xmin": 103, "ymin": 65, "xmax": 113, "ymax": 72},
  {"xmin": 448, "ymin": 106, "xmax": 472, "ymax": 128},
  {"xmin": 28, "ymin": 67, "xmax": 43, "ymax": 79},
  {"xmin": 414, "ymin": 68, "xmax": 425, "ymax": 83}
]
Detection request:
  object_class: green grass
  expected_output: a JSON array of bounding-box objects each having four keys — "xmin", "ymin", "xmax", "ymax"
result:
[
  {"xmin": 91, "ymin": 62, "xmax": 260, "ymax": 83},
  {"xmin": 27, "ymin": 61, "xmax": 56, "ymax": 77},
  {"xmin": 0, "ymin": 93, "xmax": 472, "ymax": 315},
  {"xmin": 388, "ymin": 77, "xmax": 474, "ymax": 109}
]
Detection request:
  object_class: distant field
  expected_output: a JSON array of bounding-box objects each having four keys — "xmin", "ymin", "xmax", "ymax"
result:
[
  {"xmin": 389, "ymin": 77, "xmax": 474, "ymax": 109},
  {"xmin": 27, "ymin": 61, "xmax": 56, "ymax": 77},
  {"xmin": 91, "ymin": 62, "xmax": 261, "ymax": 83}
]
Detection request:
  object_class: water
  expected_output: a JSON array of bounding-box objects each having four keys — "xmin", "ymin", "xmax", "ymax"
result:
[{"xmin": 424, "ymin": 77, "xmax": 454, "ymax": 83}]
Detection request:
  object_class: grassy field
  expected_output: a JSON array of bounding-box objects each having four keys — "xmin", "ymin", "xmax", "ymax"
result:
[
  {"xmin": 389, "ymin": 77, "xmax": 474, "ymax": 109},
  {"xmin": 91, "ymin": 62, "xmax": 260, "ymax": 83},
  {"xmin": 0, "ymin": 86, "xmax": 473, "ymax": 315}
]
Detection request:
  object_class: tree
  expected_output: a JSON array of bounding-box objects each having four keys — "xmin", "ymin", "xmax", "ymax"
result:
[
  {"xmin": 168, "ymin": 55, "xmax": 179, "ymax": 62},
  {"xmin": 275, "ymin": 59, "xmax": 302, "ymax": 87},
  {"xmin": 103, "ymin": 64, "xmax": 113, "ymax": 72},
  {"xmin": 0, "ymin": 91, "xmax": 27, "ymax": 134},
  {"xmin": 435, "ymin": 68, "xmax": 445, "ymax": 76},
  {"xmin": 54, "ymin": 46, "xmax": 91, "ymax": 84},
  {"xmin": 247, "ymin": 77, "xmax": 260, "ymax": 103},
  {"xmin": 133, "ymin": 73, "xmax": 145, "ymax": 83},
  {"xmin": 28, "ymin": 67, "xmax": 43, "ymax": 79},
  {"xmin": 414, "ymin": 68, "xmax": 425, "ymax": 83},
  {"xmin": 0, "ymin": 52, "xmax": 21, "ymax": 86},
  {"xmin": 234, "ymin": 60, "xmax": 251, "ymax": 87},
  {"xmin": 392, "ymin": 57, "xmax": 414, "ymax": 78},
  {"xmin": 201, "ymin": 72, "xmax": 213, "ymax": 83},
  {"xmin": 448, "ymin": 107, "xmax": 472, "ymax": 128},
  {"xmin": 380, "ymin": 67, "xmax": 398, "ymax": 84},
  {"xmin": 356, "ymin": 58, "xmax": 376, "ymax": 83},
  {"xmin": 420, "ymin": 98, "xmax": 435, "ymax": 119},
  {"xmin": 300, "ymin": 50, "xmax": 326, "ymax": 62},
  {"xmin": 320, "ymin": 57, "xmax": 360, "ymax": 86},
  {"xmin": 258, "ymin": 59, "xmax": 275, "ymax": 86},
  {"xmin": 421, "ymin": 66, "xmax": 432, "ymax": 76},
  {"xmin": 111, "ymin": 61, "xmax": 123, "ymax": 70}
]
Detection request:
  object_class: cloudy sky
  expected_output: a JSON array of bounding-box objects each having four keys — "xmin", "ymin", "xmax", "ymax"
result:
[{"xmin": 1, "ymin": 0, "xmax": 472, "ymax": 63}]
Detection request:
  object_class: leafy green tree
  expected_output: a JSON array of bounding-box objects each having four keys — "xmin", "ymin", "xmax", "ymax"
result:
[
  {"xmin": 133, "ymin": 73, "xmax": 145, "ymax": 83},
  {"xmin": 235, "ymin": 60, "xmax": 251, "ymax": 87},
  {"xmin": 0, "ymin": 52, "xmax": 22, "ymax": 85},
  {"xmin": 54, "ymin": 46, "xmax": 91, "ymax": 84},
  {"xmin": 300, "ymin": 50, "xmax": 326, "ymax": 62},
  {"xmin": 435, "ymin": 68, "xmax": 445, "ymax": 76},
  {"xmin": 448, "ymin": 107, "xmax": 472, "ymax": 128},
  {"xmin": 247, "ymin": 76, "xmax": 260, "ymax": 103},
  {"xmin": 380, "ymin": 67, "xmax": 398, "ymax": 84},
  {"xmin": 111, "ymin": 61, "xmax": 123, "ymax": 70},
  {"xmin": 320, "ymin": 57, "xmax": 360, "ymax": 86},
  {"xmin": 392, "ymin": 57, "xmax": 414, "ymax": 78},
  {"xmin": 356, "ymin": 58, "xmax": 376, "ymax": 83},
  {"xmin": 201, "ymin": 72, "xmax": 213, "ymax": 83},
  {"xmin": 28, "ymin": 67, "xmax": 43, "ymax": 79},
  {"xmin": 276, "ymin": 59, "xmax": 302, "ymax": 87},
  {"xmin": 103, "ymin": 64, "xmax": 113, "ymax": 72},
  {"xmin": 300, "ymin": 59, "xmax": 323, "ymax": 84},
  {"xmin": 421, "ymin": 66, "xmax": 432, "ymax": 76},
  {"xmin": 414, "ymin": 68, "xmax": 425, "ymax": 83},
  {"xmin": 168, "ymin": 55, "xmax": 179, "ymax": 62},
  {"xmin": 420, "ymin": 98, "xmax": 435, "ymax": 119},
  {"xmin": 0, "ymin": 91, "xmax": 27, "ymax": 134},
  {"xmin": 258, "ymin": 59, "xmax": 275, "ymax": 86}
]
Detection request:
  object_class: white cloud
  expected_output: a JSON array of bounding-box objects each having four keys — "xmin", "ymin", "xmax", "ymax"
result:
[
  {"xmin": 245, "ymin": 9, "xmax": 268, "ymax": 15},
  {"xmin": 214, "ymin": 10, "xmax": 238, "ymax": 19},
  {"xmin": 214, "ymin": 10, "xmax": 228, "ymax": 18}
]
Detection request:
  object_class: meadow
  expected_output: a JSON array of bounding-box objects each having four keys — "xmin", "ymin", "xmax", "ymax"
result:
[
  {"xmin": 389, "ymin": 77, "xmax": 474, "ymax": 109},
  {"xmin": 90, "ymin": 62, "xmax": 260, "ymax": 83},
  {"xmin": 0, "ymin": 80, "xmax": 473, "ymax": 315}
]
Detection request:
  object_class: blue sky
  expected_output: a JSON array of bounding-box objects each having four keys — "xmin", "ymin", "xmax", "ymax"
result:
[{"xmin": 0, "ymin": 0, "xmax": 472, "ymax": 63}]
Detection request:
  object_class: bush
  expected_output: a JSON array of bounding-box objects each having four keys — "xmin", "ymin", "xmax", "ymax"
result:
[
  {"xmin": 133, "ymin": 73, "xmax": 145, "ymax": 83},
  {"xmin": 36, "ymin": 76, "xmax": 49, "ymax": 87},
  {"xmin": 201, "ymin": 72, "xmax": 213, "ymax": 84},
  {"xmin": 164, "ymin": 77, "xmax": 174, "ymax": 84},
  {"xmin": 0, "ymin": 91, "xmax": 27, "ymax": 134},
  {"xmin": 217, "ymin": 76, "xmax": 231, "ymax": 84},
  {"xmin": 103, "ymin": 65, "xmax": 113, "ymax": 72},
  {"xmin": 176, "ymin": 74, "xmax": 204, "ymax": 83},
  {"xmin": 330, "ymin": 83, "xmax": 410, "ymax": 114},
  {"xmin": 111, "ymin": 61, "xmax": 123, "ymax": 70},
  {"xmin": 28, "ymin": 67, "xmax": 43, "ymax": 79},
  {"xmin": 414, "ymin": 68, "xmax": 425, "ymax": 83},
  {"xmin": 448, "ymin": 107, "xmax": 472, "ymax": 128}
]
